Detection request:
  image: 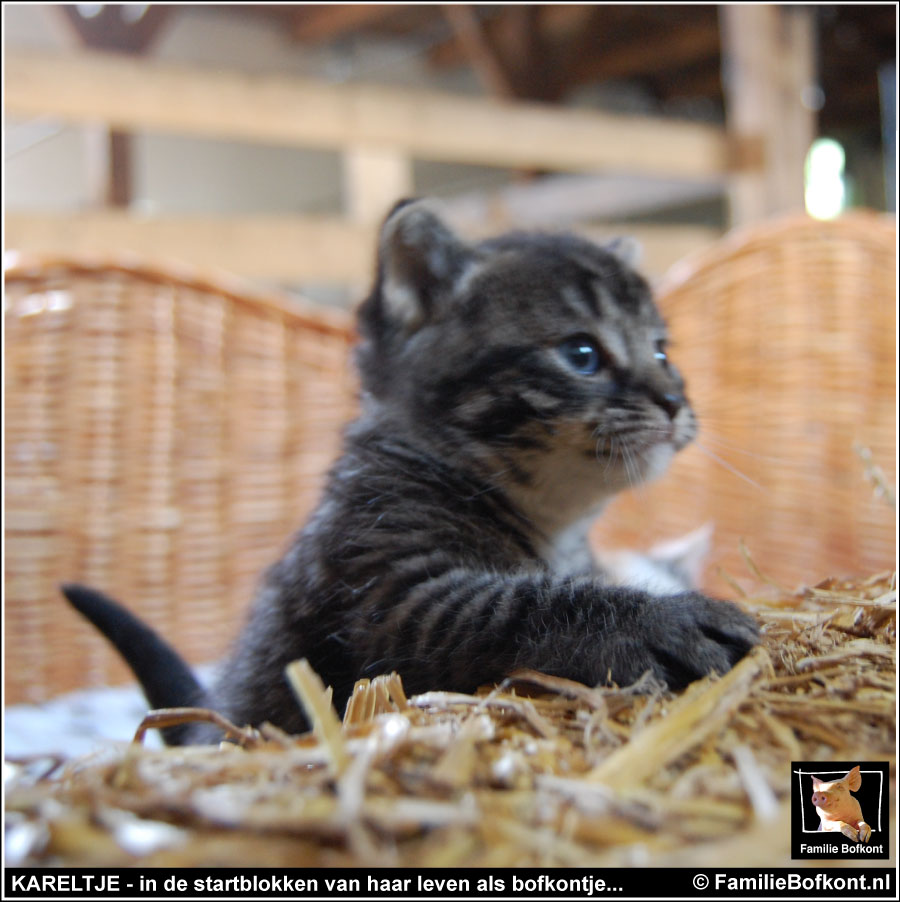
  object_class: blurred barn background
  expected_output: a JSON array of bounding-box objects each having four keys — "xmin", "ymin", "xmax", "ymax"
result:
[
  {"xmin": 6, "ymin": 4, "xmax": 896, "ymax": 291},
  {"xmin": 4, "ymin": 4, "xmax": 897, "ymax": 709}
]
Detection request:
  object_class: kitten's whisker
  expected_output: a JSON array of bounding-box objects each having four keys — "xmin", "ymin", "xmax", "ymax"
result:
[
  {"xmin": 629, "ymin": 447, "xmax": 652, "ymax": 499},
  {"xmin": 696, "ymin": 433, "xmax": 792, "ymax": 465},
  {"xmin": 622, "ymin": 444, "xmax": 642, "ymax": 490},
  {"xmin": 620, "ymin": 443, "xmax": 633, "ymax": 486},
  {"xmin": 690, "ymin": 412, "xmax": 764, "ymax": 429},
  {"xmin": 598, "ymin": 435, "xmax": 618, "ymax": 477},
  {"xmin": 692, "ymin": 441, "xmax": 766, "ymax": 491}
]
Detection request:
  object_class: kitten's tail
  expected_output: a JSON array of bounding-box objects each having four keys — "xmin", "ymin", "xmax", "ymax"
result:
[{"xmin": 61, "ymin": 583, "xmax": 207, "ymax": 745}]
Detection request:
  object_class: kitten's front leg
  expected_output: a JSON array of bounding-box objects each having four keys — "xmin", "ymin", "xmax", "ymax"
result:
[
  {"xmin": 615, "ymin": 590, "xmax": 760, "ymax": 689},
  {"xmin": 524, "ymin": 584, "xmax": 760, "ymax": 691},
  {"xmin": 360, "ymin": 569, "xmax": 759, "ymax": 695}
]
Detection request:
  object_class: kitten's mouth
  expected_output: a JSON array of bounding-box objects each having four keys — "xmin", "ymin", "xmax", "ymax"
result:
[
  {"xmin": 657, "ymin": 423, "xmax": 678, "ymax": 445},
  {"xmin": 594, "ymin": 425, "xmax": 678, "ymax": 456}
]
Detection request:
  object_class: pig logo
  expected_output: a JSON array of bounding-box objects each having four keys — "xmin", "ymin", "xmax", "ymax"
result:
[
  {"xmin": 792, "ymin": 760, "xmax": 888, "ymax": 859},
  {"xmin": 810, "ymin": 765, "xmax": 871, "ymax": 843}
]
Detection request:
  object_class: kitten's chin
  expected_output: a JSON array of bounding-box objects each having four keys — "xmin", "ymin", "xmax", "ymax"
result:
[
  {"xmin": 637, "ymin": 442, "xmax": 676, "ymax": 483},
  {"xmin": 595, "ymin": 439, "xmax": 676, "ymax": 489}
]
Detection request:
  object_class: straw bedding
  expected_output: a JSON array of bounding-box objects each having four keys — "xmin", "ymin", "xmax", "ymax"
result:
[{"xmin": 5, "ymin": 570, "xmax": 895, "ymax": 867}]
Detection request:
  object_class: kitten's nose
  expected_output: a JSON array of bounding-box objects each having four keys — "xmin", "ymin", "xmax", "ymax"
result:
[{"xmin": 657, "ymin": 392, "xmax": 684, "ymax": 420}]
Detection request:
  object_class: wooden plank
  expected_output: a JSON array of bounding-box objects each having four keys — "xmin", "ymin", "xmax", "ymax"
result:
[
  {"xmin": 441, "ymin": 4, "xmax": 518, "ymax": 99},
  {"xmin": 289, "ymin": 4, "xmax": 397, "ymax": 42},
  {"xmin": 82, "ymin": 124, "xmax": 113, "ymax": 208},
  {"xmin": 56, "ymin": 5, "xmax": 171, "ymax": 54},
  {"xmin": 5, "ymin": 49, "xmax": 728, "ymax": 178},
  {"xmin": 719, "ymin": 6, "xmax": 816, "ymax": 224},
  {"xmin": 431, "ymin": 4, "xmax": 587, "ymax": 74},
  {"xmin": 4, "ymin": 212, "xmax": 378, "ymax": 284},
  {"xmin": 5, "ymin": 211, "xmax": 719, "ymax": 285},
  {"xmin": 55, "ymin": 4, "xmax": 171, "ymax": 207},
  {"xmin": 106, "ymin": 130, "xmax": 133, "ymax": 207},
  {"xmin": 56, "ymin": 5, "xmax": 170, "ymax": 208},
  {"xmin": 343, "ymin": 147, "xmax": 414, "ymax": 224},
  {"xmin": 781, "ymin": 8, "xmax": 817, "ymax": 208}
]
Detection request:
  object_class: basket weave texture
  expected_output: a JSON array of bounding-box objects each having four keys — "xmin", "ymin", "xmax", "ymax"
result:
[
  {"xmin": 594, "ymin": 212, "xmax": 896, "ymax": 595},
  {"xmin": 5, "ymin": 258, "xmax": 357, "ymax": 704}
]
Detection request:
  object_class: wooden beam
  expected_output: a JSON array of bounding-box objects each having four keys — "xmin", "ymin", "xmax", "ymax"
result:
[
  {"xmin": 441, "ymin": 5, "xmax": 518, "ymax": 99},
  {"xmin": 288, "ymin": 4, "xmax": 397, "ymax": 42},
  {"xmin": 537, "ymin": 3, "xmax": 598, "ymax": 45},
  {"xmin": 4, "ymin": 212, "xmax": 719, "ymax": 284},
  {"xmin": 5, "ymin": 212, "xmax": 377, "ymax": 284},
  {"xmin": 12, "ymin": 212, "xmax": 371, "ymax": 283},
  {"xmin": 429, "ymin": 10, "xmax": 505, "ymax": 69},
  {"xmin": 5, "ymin": 49, "xmax": 728, "ymax": 179},
  {"xmin": 343, "ymin": 146, "xmax": 414, "ymax": 224},
  {"xmin": 493, "ymin": 5, "xmax": 558, "ymax": 101},
  {"xmin": 56, "ymin": 5, "xmax": 170, "ymax": 209},
  {"xmin": 57, "ymin": 5, "xmax": 171, "ymax": 53},
  {"xmin": 430, "ymin": 5, "xmax": 586, "ymax": 72},
  {"xmin": 105, "ymin": 130, "xmax": 132, "ymax": 207},
  {"xmin": 565, "ymin": 17, "xmax": 721, "ymax": 86},
  {"xmin": 440, "ymin": 6, "xmax": 562, "ymax": 110},
  {"xmin": 719, "ymin": 5, "xmax": 817, "ymax": 224}
]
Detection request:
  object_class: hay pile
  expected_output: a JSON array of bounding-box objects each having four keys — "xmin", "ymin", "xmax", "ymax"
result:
[{"xmin": 5, "ymin": 572, "xmax": 895, "ymax": 867}]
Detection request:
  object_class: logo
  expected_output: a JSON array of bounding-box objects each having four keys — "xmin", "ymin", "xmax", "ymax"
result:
[{"xmin": 791, "ymin": 760, "xmax": 889, "ymax": 859}]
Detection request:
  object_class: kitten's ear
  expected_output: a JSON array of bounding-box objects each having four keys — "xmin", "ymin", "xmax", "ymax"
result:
[
  {"xmin": 605, "ymin": 235, "xmax": 642, "ymax": 269},
  {"xmin": 376, "ymin": 198, "xmax": 474, "ymax": 330}
]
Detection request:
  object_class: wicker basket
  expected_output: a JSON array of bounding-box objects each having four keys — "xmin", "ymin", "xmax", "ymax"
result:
[
  {"xmin": 593, "ymin": 212, "xmax": 896, "ymax": 596},
  {"xmin": 4, "ymin": 257, "xmax": 357, "ymax": 704}
]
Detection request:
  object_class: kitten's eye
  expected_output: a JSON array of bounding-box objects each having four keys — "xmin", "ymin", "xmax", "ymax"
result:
[
  {"xmin": 558, "ymin": 334, "xmax": 603, "ymax": 375},
  {"xmin": 654, "ymin": 339, "xmax": 669, "ymax": 365}
]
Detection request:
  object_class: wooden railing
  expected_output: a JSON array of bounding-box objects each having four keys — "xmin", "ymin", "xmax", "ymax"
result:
[{"xmin": 6, "ymin": 48, "xmax": 731, "ymax": 283}]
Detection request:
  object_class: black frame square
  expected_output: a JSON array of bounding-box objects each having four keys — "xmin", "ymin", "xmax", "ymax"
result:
[{"xmin": 791, "ymin": 760, "xmax": 890, "ymax": 859}]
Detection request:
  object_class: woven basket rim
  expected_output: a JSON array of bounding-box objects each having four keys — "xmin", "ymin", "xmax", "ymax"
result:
[
  {"xmin": 657, "ymin": 209, "xmax": 897, "ymax": 297},
  {"xmin": 4, "ymin": 250, "xmax": 355, "ymax": 338}
]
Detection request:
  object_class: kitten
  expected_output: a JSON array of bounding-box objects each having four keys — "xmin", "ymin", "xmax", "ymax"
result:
[{"xmin": 64, "ymin": 199, "xmax": 758, "ymax": 744}]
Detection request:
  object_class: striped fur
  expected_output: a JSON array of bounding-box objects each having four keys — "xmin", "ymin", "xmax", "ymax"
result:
[{"xmin": 64, "ymin": 200, "xmax": 758, "ymax": 743}]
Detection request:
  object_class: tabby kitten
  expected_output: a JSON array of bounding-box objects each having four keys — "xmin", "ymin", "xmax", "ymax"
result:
[{"xmin": 64, "ymin": 199, "xmax": 758, "ymax": 744}]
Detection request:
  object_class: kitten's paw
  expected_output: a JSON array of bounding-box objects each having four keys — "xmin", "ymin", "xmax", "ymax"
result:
[
  {"xmin": 641, "ymin": 592, "xmax": 760, "ymax": 690},
  {"xmin": 858, "ymin": 822, "xmax": 872, "ymax": 843}
]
